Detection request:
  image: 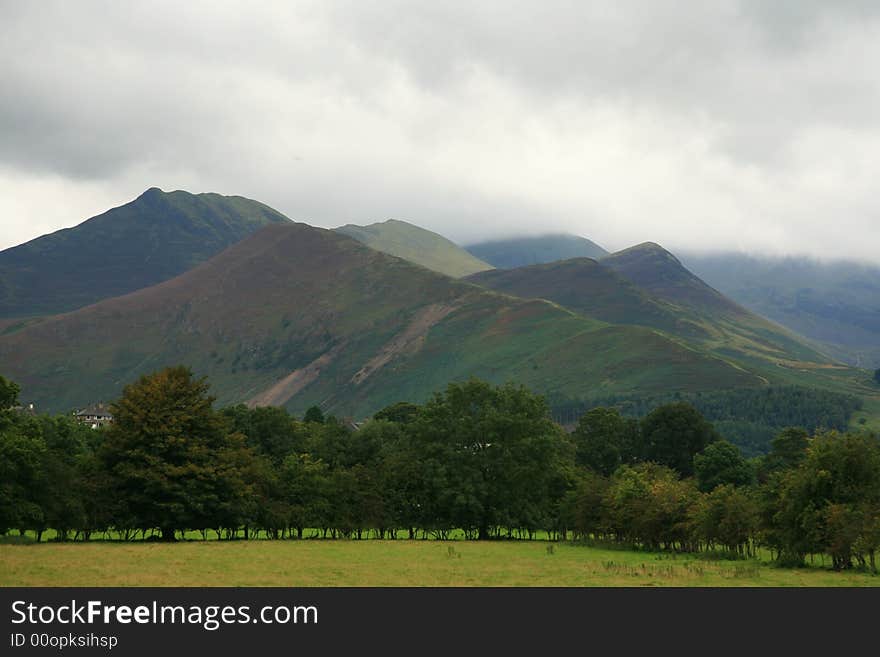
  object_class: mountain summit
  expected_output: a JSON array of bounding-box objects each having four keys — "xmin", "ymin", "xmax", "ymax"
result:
[
  {"xmin": 0, "ymin": 188, "xmax": 290, "ymax": 317},
  {"xmin": 334, "ymin": 219, "xmax": 492, "ymax": 278}
]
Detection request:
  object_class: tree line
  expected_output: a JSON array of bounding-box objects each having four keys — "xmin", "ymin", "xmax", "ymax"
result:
[
  {"xmin": 1, "ymin": 368, "xmax": 878, "ymax": 570},
  {"xmin": 548, "ymin": 386, "xmax": 863, "ymax": 457}
]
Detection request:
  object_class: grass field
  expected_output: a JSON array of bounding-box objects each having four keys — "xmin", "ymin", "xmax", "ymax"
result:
[{"xmin": 2, "ymin": 540, "xmax": 878, "ymax": 587}]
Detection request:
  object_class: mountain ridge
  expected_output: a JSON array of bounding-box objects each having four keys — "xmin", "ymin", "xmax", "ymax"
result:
[
  {"xmin": 0, "ymin": 188, "xmax": 291, "ymax": 318},
  {"xmin": 0, "ymin": 222, "xmax": 764, "ymax": 416}
]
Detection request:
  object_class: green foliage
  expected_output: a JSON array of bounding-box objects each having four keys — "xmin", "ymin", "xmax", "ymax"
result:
[
  {"xmin": 100, "ymin": 366, "xmax": 255, "ymax": 540},
  {"xmin": 221, "ymin": 404, "xmax": 306, "ymax": 464},
  {"xmin": 373, "ymin": 401, "xmax": 421, "ymax": 424},
  {"xmin": 770, "ymin": 432, "xmax": 880, "ymax": 568},
  {"xmin": 551, "ymin": 387, "xmax": 862, "ymax": 456},
  {"xmin": 638, "ymin": 402, "xmax": 720, "ymax": 477},
  {"xmin": 303, "ymin": 406, "xmax": 325, "ymax": 424},
  {"xmin": 761, "ymin": 427, "xmax": 810, "ymax": 475},
  {"xmin": 874, "ymin": 369, "xmax": 880, "ymax": 385},
  {"xmin": 0, "ymin": 375, "xmax": 20, "ymax": 410},
  {"xmin": 408, "ymin": 378, "xmax": 572, "ymax": 539},
  {"xmin": 693, "ymin": 441, "xmax": 754, "ymax": 492},
  {"xmin": 692, "ymin": 485, "xmax": 758, "ymax": 553},
  {"xmin": 571, "ymin": 407, "xmax": 638, "ymax": 475},
  {"xmin": 2, "ymin": 368, "xmax": 878, "ymax": 576}
]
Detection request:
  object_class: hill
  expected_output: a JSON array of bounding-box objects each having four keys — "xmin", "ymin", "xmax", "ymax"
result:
[
  {"xmin": 0, "ymin": 223, "xmax": 762, "ymax": 416},
  {"xmin": 469, "ymin": 244, "xmax": 872, "ymax": 396},
  {"xmin": 0, "ymin": 188, "xmax": 290, "ymax": 318},
  {"xmin": 601, "ymin": 243, "xmax": 742, "ymax": 316},
  {"xmin": 334, "ymin": 219, "xmax": 492, "ymax": 278},
  {"xmin": 681, "ymin": 252, "xmax": 880, "ymax": 369},
  {"xmin": 465, "ymin": 234, "xmax": 608, "ymax": 269},
  {"xmin": 466, "ymin": 258, "xmax": 696, "ymax": 337}
]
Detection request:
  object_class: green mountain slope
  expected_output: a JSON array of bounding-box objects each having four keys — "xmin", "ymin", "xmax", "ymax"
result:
[
  {"xmin": 466, "ymin": 258, "xmax": 702, "ymax": 338},
  {"xmin": 0, "ymin": 188, "xmax": 291, "ymax": 318},
  {"xmin": 0, "ymin": 223, "xmax": 763, "ymax": 416},
  {"xmin": 681, "ymin": 252, "xmax": 880, "ymax": 369},
  {"xmin": 601, "ymin": 243, "xmax": 741, "ymax": 316},
  {"xmin": 600, "ymin": 243, "xmax": 834, "ymax": 366},
  {"xmin": 468, "ymin": 246, "xmax": 874, "ymax": 400},
  {"xmin": 334, "ymin": 219, "xmax": 492, "ymax": 278},
  {"xmin": 465, "ymin": 234, "xmax": 609, "ymax": 269}
]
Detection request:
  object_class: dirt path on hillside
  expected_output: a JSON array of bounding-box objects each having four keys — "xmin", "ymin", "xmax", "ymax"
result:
[
  {"xmin": 350, "ymin": 303, "xmax": 458, "ymax": 386},
  {"xmin": 248, "ymin": 343, "xmax": 346, "ymax": 407}
]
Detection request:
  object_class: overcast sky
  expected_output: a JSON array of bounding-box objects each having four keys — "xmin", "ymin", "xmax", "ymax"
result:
[{"xmin": 2, "ymin": 1, "xmax": 880, "ymax": 261}]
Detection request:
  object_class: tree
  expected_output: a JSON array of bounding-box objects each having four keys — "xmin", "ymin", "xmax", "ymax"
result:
[
  {"xmin": 0, "ymin": 375, "xmax": 20, "ymax": 412},
  {"xmin": 303, "ymin": 405, "xmax": 325, "ymax": 424},
  {"xmin": 693, "ymin": 440, "xmax": 753, "ymax": 492},
  {"xmin": 765, "ymin": 427, "xmax": 810, "ymax": 473},
  {"xmin": 221, "ymin": 404, "xmax": 306, "ymax": 465},
  {"xmin": 373, "ymin": 401, "xmax": 421, "ymax": 424},
  {"xmin": 874, "ymin": 369, "xmax": 880, "ymax": 385},
  {"xmin": 0, "ymin": 417, "xmax": 45, "ymax": 536},
  {"xmin": 772, "ymin": 431, "xmax": 880, "ymax": 567},
  {"xmin": 409, "ymin": 378, "xmax": 572, "ymax": 539},
  {"xmin": 638, "ymin": 402, "xmax": 719, "ymax": 477},
  {"xmin": 571, "ymin": 407, "xmax": 638, "ymax": 476},
  {"xmin": 604, "ymin": 463, "xmax": 697, "ymax": 550},
  {"xmin": 100, "ymin": 366, "xmax": 255, "ymax": 540}
]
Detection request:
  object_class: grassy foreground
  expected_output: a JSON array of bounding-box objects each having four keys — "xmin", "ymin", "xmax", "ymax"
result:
[{"xmin": 2, "ymin": 540, "xmax": 878, "ymax": 587}]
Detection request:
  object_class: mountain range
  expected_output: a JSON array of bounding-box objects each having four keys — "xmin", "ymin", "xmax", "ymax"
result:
[
  {"xmin": 681, "ymin": 252, "xmax": 880, "ymax": 370},
  {"xmin": 1, "ymin": 189, "xmax": 877, "ymax": 446},
  {"xmin": 0, "ymin": 220, "xmax": 759, "ymax": 417}
]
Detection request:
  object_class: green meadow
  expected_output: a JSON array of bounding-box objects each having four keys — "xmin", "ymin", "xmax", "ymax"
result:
[{"xmin": 2, "ymin": 540, "xmax": 877, "ymax": 587}]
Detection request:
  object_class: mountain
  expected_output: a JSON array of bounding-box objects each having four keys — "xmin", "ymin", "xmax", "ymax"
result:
[
  {"xmin": 465, "ymin": 234, "xmax": 609, "ymax": 269},
  {"xmin": 0, "ymin": 223, "xmax": 763, "ymax": 416},
  {"xmin": 681, "ymin": 252, "xmax": 880, "ymax": 369},
  {"xmin": 0, "ymin": 188, "xmax": 291, "ymax": 318},
  {"xmin": 468, "ymin": 243, "xmax": 870, "ymax": 397},
  {"xmin": 466, "ymin": 258, "xmax": 696, "ymax": 337},
  {"xmin": 334, "ymin": 219, "xmax": 492, "ymax": 278},
  {"xmin": 601, "ymin": 243, "xmax": 742, "ymax": 316}
]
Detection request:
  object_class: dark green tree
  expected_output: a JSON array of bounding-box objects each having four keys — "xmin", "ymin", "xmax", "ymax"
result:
[
  {"xmin": 303, "ymin": 405, "xmax": 325, "ymax": 424},
  {"xmin": 100, "ymin": 366, "xmax": 255, "ymax": 540},
  {"xmin": 638, "ymin": 402, "xmax": 719, "ymax": 477},
  {"xmin": 0, "ymin": 375, "xmax": 20, "ymax": 412},
  {"xmin": 571, "ymin": 407, "xmax": 638, "ymax": 475},
  {"xmin": 373, "ymin": 401, "xmax": 421, "ymax": 424},
  {"xmin": 693, "ymin": 440, "xmax": 754, "ymax": 492},
  {"xmin": 409, "ymin": 378, "xmax": 572, "ymax": 539},
  {"xmin": 772, "ymin": 431, "xmax": 880, "ymax": 567},
  {"xmin": 768, "ymin": 427, "xmax": 810, "ymax": 470},
  {"xmin": 874, "ymin": 369, "xmax": 880, "ymax": 385},
  {"xmin": 221, "ymin": 404, "xmax": 306, "ymax": 464}
]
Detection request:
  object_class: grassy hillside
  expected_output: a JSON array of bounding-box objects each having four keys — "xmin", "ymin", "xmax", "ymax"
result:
[
  {"xmin": 465, "ymin": 234, "xmax": 608, "ymax": 269},
  {"xmin": 0, "ymin": 188, "xmax": 290, "ymax": 318},
  {"xmin": 0, "ymin": 224, "xmax": 761, "ymax": 416},
  {"xmin": 335, "ymin": 219, "xmax": 492, "ymax": 278},
  {"xmin": 464, "ymin": 247, "xmax": 880, "ymax": 443},
  {"xmin": 681, "ymin": 252, "xmax": 880, "ymax": 369},
  {"xmin": 467, "ymin": 258, "xmax": 705, "ymax": 338}
]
